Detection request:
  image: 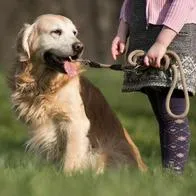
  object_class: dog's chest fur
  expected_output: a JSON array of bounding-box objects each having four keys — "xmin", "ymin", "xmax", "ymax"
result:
[
  {"xmin": 57, "ymin": 77, "xmax": 87, "ymax": 119},
  {"xmin": 55, "ymin": 77, "xmax": 90, "ymax": 131},
  {"xmin": 22, "ymin": 77, "xmax": 91, "ymax": 161}
]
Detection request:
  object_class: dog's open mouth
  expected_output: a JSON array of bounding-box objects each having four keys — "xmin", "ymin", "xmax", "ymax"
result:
[{"xmin": 44, "ymin": 51, "xmax": 79, "ymax": 77}]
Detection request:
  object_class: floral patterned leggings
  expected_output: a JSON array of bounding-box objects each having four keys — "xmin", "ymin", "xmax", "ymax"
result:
[{"xmin": 144, "ymin": 88, "xmax": 191, "ymax": 173}]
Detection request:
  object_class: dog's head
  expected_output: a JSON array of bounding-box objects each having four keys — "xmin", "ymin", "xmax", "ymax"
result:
[{"xmin": 16, "ymin": 14, "xmax": 83, "ymax": 76}]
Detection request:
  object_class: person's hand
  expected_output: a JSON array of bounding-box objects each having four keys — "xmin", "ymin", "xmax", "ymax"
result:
[
  {"xmin": 111, "ymin": 36, "xmax": 126, "ymax": 60},
  {"xmin": 144, "ymin": 42, "xmax": 167, "ymax": 68},
  {"xmin": 144, "ymin": 26, "xmax": 177, "ymax": 68},
  {"xmin": 111, "ymin": 19, "xmax": 129, "ymax": 60}
]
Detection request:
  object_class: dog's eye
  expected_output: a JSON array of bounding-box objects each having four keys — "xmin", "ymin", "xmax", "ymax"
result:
[{"xmin": 51, "ymin": 29, "xmax": 62, "ymax": 36}]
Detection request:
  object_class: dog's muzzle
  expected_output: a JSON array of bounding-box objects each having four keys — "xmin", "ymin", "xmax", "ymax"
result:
[{"xmin": 43, "ymin": 42, "xmax": 84, "ymax": 74}]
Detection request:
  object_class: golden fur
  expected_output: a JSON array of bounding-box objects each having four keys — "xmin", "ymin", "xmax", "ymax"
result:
[{"xmin": 8, "ymin": 14, "xmax": 147, "ymax": 173}]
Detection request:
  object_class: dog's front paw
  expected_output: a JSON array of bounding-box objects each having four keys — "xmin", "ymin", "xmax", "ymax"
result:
[{"xmin": 63, "ymin": 158, "xmax": 88, "ymax": 174}]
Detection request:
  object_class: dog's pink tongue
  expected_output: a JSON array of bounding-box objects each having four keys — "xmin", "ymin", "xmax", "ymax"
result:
[{"xmin": 64, "ymin": 61, "xmax": 78, "ymax": 78}]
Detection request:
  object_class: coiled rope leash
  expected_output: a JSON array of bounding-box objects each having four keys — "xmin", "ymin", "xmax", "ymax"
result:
[
  {"xmin": 75, "ymin": 50, "xmax": 190, "ymax": 119},
  {"xmin": 127, "ymin": 50, "xmax": 190, "ymax": 119}
]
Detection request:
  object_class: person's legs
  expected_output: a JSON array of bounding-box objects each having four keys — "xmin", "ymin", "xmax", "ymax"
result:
[{"xmin": 145, "ymin": 88, "xmax": 191, "ymax": 173}]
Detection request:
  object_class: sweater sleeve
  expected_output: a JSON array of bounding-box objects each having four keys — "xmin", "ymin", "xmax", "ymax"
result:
[
  {"xmin": 120, "ymin": 0, "xmax": 131, "ymax": 23},
  {"xmin": 163, "ymin": 0, "xmax": 196, "ymax": 33}
]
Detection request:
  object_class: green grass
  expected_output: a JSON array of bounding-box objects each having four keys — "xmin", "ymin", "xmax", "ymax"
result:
[{"xmin": 0, "ymin": 69, "xmax": 196, "ymax": 196}]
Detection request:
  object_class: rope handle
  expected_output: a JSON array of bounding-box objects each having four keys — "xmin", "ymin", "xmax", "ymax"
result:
[
  {"xmin": 127, "ymin": 50, "xmax": 170, "ymax": 71},
  {"xmin": 127, "ymin": 50, "xmax": 190, "ymax": 119},
  {"xmin": 165, "ymin": 50, "xmax": 190, "ymax": 119}
]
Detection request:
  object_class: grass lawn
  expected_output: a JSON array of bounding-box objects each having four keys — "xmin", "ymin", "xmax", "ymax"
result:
[{"xmin": 0, "ymin": 69, "xmax": 196, "ymax": 196}]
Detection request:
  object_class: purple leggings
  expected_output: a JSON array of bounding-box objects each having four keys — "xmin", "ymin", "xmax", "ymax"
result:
[{"xmin": 144, "ymin": 88, "xmax": 191, "ymax": 173}]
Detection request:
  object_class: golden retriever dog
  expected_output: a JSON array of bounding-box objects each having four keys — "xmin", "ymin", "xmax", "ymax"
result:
[{"xmin": 8, "ymin": 14, "xmax": 147, "ymax": 173}]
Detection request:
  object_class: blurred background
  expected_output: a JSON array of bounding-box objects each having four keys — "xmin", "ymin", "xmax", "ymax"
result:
[{"xmin": 0, "ymin": 1, "xmax": 196, "ymax": 195}]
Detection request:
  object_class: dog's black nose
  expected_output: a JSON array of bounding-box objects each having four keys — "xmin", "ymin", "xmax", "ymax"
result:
[{"xmin": 72, "ymin": 42, "xmax": 84, "ymax": 53}]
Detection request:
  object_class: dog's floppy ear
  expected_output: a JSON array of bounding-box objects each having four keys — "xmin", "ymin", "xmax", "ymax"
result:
[{"xmin": 16, "ymin": 23, "xmax": 34, "ymax": 62}]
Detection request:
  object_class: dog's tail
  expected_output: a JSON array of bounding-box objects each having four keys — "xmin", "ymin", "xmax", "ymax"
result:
[{"xmin": 123, "ymin": 128, "xmax": 148, "ymax": 172}]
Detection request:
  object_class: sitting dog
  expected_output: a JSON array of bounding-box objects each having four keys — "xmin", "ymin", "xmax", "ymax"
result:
[{"xmin": 8, "ymin": 14, "xmax": 147, "ymax": 173}]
